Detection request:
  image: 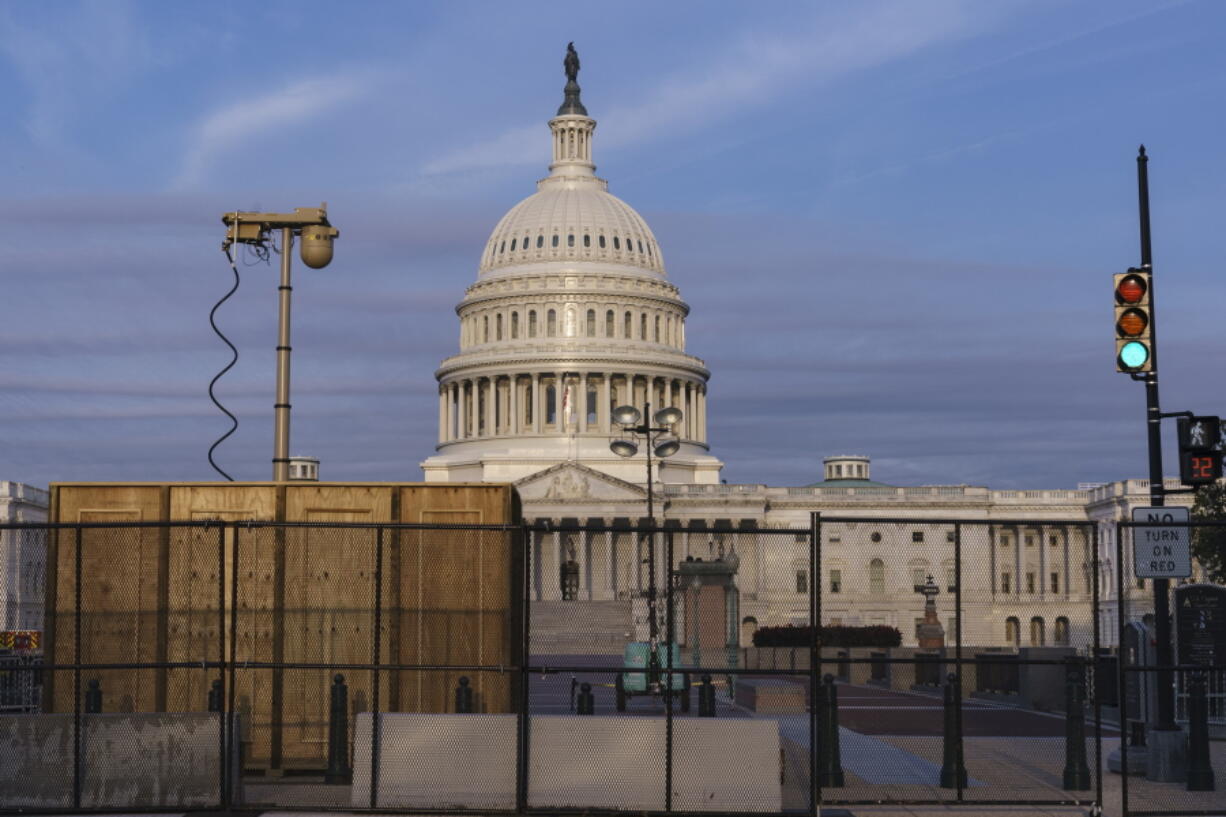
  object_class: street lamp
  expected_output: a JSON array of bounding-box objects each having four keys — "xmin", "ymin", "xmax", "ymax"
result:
[{"xmin": 610, "ymin": 402, "xmax": 682, "ymax": 650}]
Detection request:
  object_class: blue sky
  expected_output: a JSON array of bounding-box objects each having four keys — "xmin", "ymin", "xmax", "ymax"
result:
[{"xmin": 1, "ymin": 0, "xmax": 1223, "ymax": 490}]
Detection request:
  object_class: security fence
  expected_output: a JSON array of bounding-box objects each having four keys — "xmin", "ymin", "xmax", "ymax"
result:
[
  {"xmin": 1115, "ymin": 519, "xmax": 1226, "ymax": 817},
  {"xmin": 2, "ymin": 515, "xmax": 1216, "ymax": 815}
]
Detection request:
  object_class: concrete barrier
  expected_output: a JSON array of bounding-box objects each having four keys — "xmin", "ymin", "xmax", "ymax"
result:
[
  {"xmin": 0, "ymin": 713, "xmax": 238, "ymax": 809},
  {"xmin": 352, "ymin": 713, "xmax": 780, "ymax": 812}
]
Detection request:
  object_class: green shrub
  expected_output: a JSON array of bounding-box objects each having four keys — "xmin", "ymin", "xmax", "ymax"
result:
[{"xmin": 752, "ymin": 624, "xmax": 902, "ymax": 648}]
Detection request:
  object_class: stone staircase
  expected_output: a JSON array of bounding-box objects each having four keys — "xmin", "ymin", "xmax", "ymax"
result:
[{"xmin": 530, "ymin": 600, "xmax": 633, "ymax": 654}]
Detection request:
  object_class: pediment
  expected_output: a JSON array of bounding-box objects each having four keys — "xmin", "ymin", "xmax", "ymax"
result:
[{"xmin": 514, "ymin": 462, "xmax": 646, "ymax": 502}]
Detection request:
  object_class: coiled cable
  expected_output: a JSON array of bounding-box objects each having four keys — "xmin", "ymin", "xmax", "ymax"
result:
[{"xmin": 207, "ymin": 247, "xmax": 242, "ymax": 481}]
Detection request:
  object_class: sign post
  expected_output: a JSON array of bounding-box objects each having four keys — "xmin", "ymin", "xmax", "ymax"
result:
[{"xmin": 1131, "ymin": 507, "xmax": 1191, "ymax": 579}]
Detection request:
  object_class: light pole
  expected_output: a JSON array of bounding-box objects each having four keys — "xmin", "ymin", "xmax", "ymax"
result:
[{"xmin": 610, "ymin": 401, "xmax": 682, "ymax": 650}]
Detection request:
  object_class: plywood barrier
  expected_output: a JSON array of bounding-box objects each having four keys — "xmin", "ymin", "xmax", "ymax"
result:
[{"xmin": 44, "ymin": 482, "xmax": 519, "ymax": 770}]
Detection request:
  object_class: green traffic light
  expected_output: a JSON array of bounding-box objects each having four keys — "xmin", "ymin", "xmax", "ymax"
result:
[{"xmin": 1119, "ymin": 340, "xmax": 1150, "ymax": 369}]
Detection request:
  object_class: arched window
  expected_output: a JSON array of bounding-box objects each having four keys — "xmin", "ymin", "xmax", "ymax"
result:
[
  {"xmin": 624, "ymin": 311, "xmax": 632, "ymax": 338},
  {"xmin": 640, "ymin": 313, "xmax": 647, "ymax": 340},
  {"xmin": 586, "ymin": 309, "xmax": 596, "ymax": 336},
  {"xmin": 869, "ymin": 559, "xmax": 885, "ymax": 595},
  {"xmin": 1054, "ymin": 617, "xmax": 1070, "ymax": 646},
  {"xmin": 654, "ymin": 315, "xmax": 661, "ymax": 342},
  {"xmin": 511, "ymin": 311, "xmax": 519, "ymax": 339},
  {"xmin": 495, "ymin": 313, "xmax": 503, "ymax": 340},
  {"xmin": 536, "ymin": 235, "xmax": 544, "ymax": 249},
  {"xmin": 1005, "ymin": 617, "xmax": 1020, "ymax": 646},
  {"xmin": 599, "ymin": 235, "xmax": 606, "ymax": 249},
  {"xmin": 638, "ymin": 240, "xmax": 644, "ymax": 254},
  {"xmin": 567, "ymin": 233, "xmax": 574, "ymax": 247},
  {"xmin": 583, "ymin": 234, "xmax": 591, "ymax": 248},
  {"xmin": 605, "ymin": 309, "xmax": 614, "ymax": 337},
  {"xmin": 528, "ymin": 310, "xmax": 537, "ymax": 338},
  {"xmin": 547, "ymin": 309, "xmax": 557, "ymax": 337},
  {"xmin": 741, "ymin": 616, "xmax": 758, "ymax": 646},
  {"xmin": 510, "ymin": 238, "xmax": 516, "ymax": 251},
  {"xmin": 482, "ymin": 315, "xmax": 489, "ymax": 343},
  {"xmin": 1030, "ymin": 616, "xmax": 1045, "ymax": 646},
  {"xmin": 499, "ymin": 241, "xmax": 505, "ymax": 254},
  {"xmin": 613, "ymin": 236, "xmax": 620, "ymax": 250},
  {"xmin": 546, "ymin": 385, "xmax": 557, "ymax": 424},
  {"xmin": 551, "ymin": 234, "xmax": 559, "ymax": 248}
]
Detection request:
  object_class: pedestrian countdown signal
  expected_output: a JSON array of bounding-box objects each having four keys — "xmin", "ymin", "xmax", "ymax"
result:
[{"xmin": 1114, "ymin": 268, "xmax": 1153, "ymax": 373}]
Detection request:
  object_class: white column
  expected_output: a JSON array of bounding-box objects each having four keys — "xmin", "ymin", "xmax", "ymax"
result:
[
  {"xmin": 438, "ymin": 388, "xmax": 446, "ymax": 443},
  {"xmin": 605, "ymin": 526, "xmax": 615, "ymax": 598},
  {"xmin": 532, "ymin": 373, "xmax": 541, "ymax": 433},
  {"xmin": 510, "ymin": 374, "xmax": 519, "ymax": 435},
  {"xmin": 470, "ymin": 380, "xmax": 480, "ymax": 439},
  {"xmin": 578, "ymin": 372, "xmax": 588, "ymax": 433},
  {"xmin": 600, "ymin": 374, "xmax": 611, "ymax": 433}
]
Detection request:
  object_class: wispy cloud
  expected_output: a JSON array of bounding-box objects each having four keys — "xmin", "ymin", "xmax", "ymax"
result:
[
  {"xmin": 420, "ymin": 0, "xmax": 1005, "ymax": 176},
  {"xmin": 0, "ymin": 1, "xmax": 151, "ymax": 150},
  {"xmin": 173, "ymin": 73, "xmax": 373, "ymax": 189}
]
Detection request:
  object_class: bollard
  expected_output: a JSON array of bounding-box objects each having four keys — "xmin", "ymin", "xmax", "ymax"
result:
[
  {"xmin": 1062, "ymin": 658, "xmax": 1090, "ymax": 790},
  {"xmin": 577, "ymin": 682, "xmax": 595, "ymax": 715},
  {"xmin": 939, "ymin": 673, "xmax": 967, "ymax": 788},
  {"xmin": 698, "ymin": 674, "xmax": 717, "ymax": 717},
  {"xmin": 325, "ymin": 673, "xmax": 351, "ymax": 784},
  {"xmin": 817, "ymin": 673, "xmax": 844, "ymax": 787},
  {"xmin": 455, "ymin": 675, "xmax": 474, "ymax": 713},
  {"xmin": 208, "ymin": 679, "xmax": 223, "ymax": 713},
  {"xmin": 84, "ymin": 679, "xmax": 102, "ymax": 713},
  {"xmin": 1186, "ymin": 673, "xmax": 1215, "ymax": 792}
]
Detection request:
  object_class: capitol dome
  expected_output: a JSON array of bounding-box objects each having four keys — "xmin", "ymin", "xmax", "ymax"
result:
[
  {"xmin": 420, "ymin": 48, "xmax": 723, "ymax": 486},
  {"xmin": 479, "ymin": 185, "xmax": 665, "ymax": 278}
]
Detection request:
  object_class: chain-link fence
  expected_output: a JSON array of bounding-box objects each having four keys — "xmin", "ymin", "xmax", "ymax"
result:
[
  {"xmin": 0, "ymin": 517, "xmax": 1122, "ymax": 813},
  {"xmin": 1115, "ymin": 519, "xmax": 1226, "ymax": 817}
]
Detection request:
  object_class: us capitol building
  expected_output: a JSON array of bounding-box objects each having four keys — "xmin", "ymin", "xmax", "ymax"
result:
[{"xmin": 419, "ymin": 49, "xmax": 1189, "ymax": 650}]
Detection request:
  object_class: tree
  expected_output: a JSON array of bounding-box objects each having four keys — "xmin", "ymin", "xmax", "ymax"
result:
[{"xmin": 1191, "ymin": 481, "xmax": 1226, "ymax": 583}]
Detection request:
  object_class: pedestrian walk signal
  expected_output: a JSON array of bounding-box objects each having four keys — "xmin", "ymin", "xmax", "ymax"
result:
[
  {"xmin": 1177, "ymin": 415, "xmax": 1223, "ymax": 486},
  {"xmin": 1114, "ymin": 268, "xmax": 1153, "ymax": 372}
]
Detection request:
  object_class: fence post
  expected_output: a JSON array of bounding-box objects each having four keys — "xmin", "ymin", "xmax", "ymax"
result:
[
  {"xmin": 1186, "ymin": 673, "xmax": 1215, "ymax": 792},
  {"xmin": 84, "ymin": 679, "xmax": 102, "ymax": 713},
  {"xmin": 699, "ymin": 674, "xmax": 716, "ymax": 717},
  {"xmin": 817, "ymin": 673, "xmax": 844, "ymax": 787},
  {"xmin": 325, "ymin": 673, "xmax": 351, "ymax": 784},
  {"xmin": 455, "ymin": 676, "xmax": 474, "ymax": 713},
  {"xmin": 577, "ymin": 682, "xmax": 595, "ymax": 715},
  {"xmin": 208, "ymin": 678, "xmax": 223, "ymax": 713},
  {"xmin": 939, "ymin": 673, "xmax": 967, "ymax": 788},
  {"xmin": 1062, "ymin": 657, "xmax": 1090, "ymax": 790}
]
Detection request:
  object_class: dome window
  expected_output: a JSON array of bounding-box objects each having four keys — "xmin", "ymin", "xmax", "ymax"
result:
[
  {"xmin": 547, "ymin": 309, "xmax": 557, "ymax": 337},
  {"xmin": 499, "ymin": 241, "xmax": 505, "ymax": 254},
  {"xmin": 567, "ymin": 234, "xmax": 575, "ymax": 247},
  {"xmin": 551, "ymin": 235, "xmax": 559, "ymax": 248},
  {"xmin": 583, "ymin": 234, "xmax": 590, "ymax": 248},
  {"xmin": 613, "ymin": 236, "xmax": 620, "ymax": 250},
  {"xmin": 638, "ymin": 240, "xmax": 644, "ymax": 254},
  {"xmin": 598, "ymin": 235, "xmax": 606, "ymax": 249},
  {"xmin": 510, "ymin": 238, "xmax": 516, "ymax": 251},
  {"xmin": 528, "ymin": 311, "xmax": 537, "ymax": 337},
  {"xmin": 523, "ymin": 234, "xmax": 530, "ymax": 250},
  {"xmin": 537, "ymin": 235, "xmax": 544, "ymax": 249},
  {"xmin": 647, "ymin": 244, "xmax": 653, "ymax": 257}
]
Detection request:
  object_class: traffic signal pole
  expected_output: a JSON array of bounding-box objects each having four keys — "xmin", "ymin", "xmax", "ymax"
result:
[{"xmin": 1134, "ymin": 147, "xmax": 1184, "ymax": 780}]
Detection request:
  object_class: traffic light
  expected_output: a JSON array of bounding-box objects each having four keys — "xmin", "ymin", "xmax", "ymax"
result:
[
  {"xmin": 1114, "ymin": 268, "xmax": 1153, "ymax": 372},
  {"xmin": 1177, "ymin": 415, "xmax": 1222, "ymax": 486}
]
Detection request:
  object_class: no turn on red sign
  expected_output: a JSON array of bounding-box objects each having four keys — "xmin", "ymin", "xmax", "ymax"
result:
[{"xmin": 1132, "ymin": 506, "xmax": 1192, "ymax": 579}]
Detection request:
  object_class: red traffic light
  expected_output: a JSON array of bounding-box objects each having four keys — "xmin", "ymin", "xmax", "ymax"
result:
[{"xmin": 1116, "ymin": 273, "xmax": 1148, "ymax": 304}]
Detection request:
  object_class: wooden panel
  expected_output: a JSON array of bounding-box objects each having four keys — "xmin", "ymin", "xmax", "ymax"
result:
[
  {"xmin": 45, "ymin": 481, "xmax": 518, "ymax": 769},
  {"xmin": 166, "ymin": 486, "xmax": 278, "ymax": 718},
  {"xmin": 48, "ymin": 485, "xmax": 165, "ymax": 715},
  {"xmin": 397, "ymin": 485, "xmax": 513, "ymax": 714},
  {"xmin": 281, "ymin": 486, "xmax": 390, "ymax": 765}
]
